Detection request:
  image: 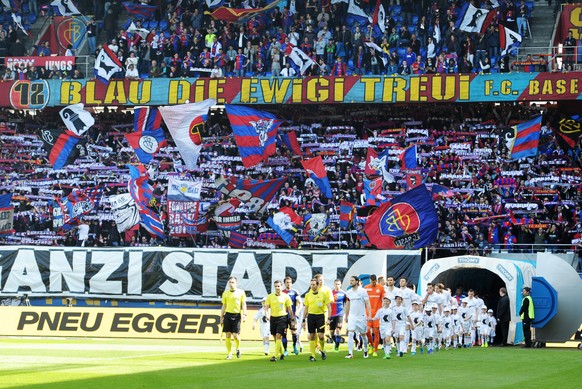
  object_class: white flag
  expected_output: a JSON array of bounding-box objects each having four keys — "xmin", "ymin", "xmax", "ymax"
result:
[
  {"xmin": 158, "ymin": 99, "xmax": 216, "ymax": 171},
  {"xmin": 11, "ymin": 13, "xmax": 29, "ymax": 36},
  {"xmin": 127, "ymin": 22, "xmax": 150, "ymax": 40},
  {"xmin": 205, "ymin": 0, "xmax": 223, "ymax": 8},
  {"xmin": 364, "ymin": 41, "xmax": 387, "ymax": 66},
  {"xmin": 1, "ymin": 0, "xmax": 12, "ymax": 10},
  {"xmin": 376, "ymin": 4, "xmax": 386, "ymax": 34},
  {"xmin": 458, "ymin": 4, "xmax": 490, "ymax": 33},
  {"xmin": 94, "ymin": 45, "xmax": 123, "ymax": 82},
  {"xmin": 50, "ymin": 0, "xmax": 81, "ymax": 16},
  {"xmin": 59, "ymin": 103, "xmax": 95, "ymax": 136},
  {"xmin": 499, "ymin": 24, "xmax": 522, "ymax": 56},
  {"xmin": 348, "ymin": 0, "xmax": 372, "ymax": 23},
  {"xmin": 167, "ymin": 177, "xmax": 203, "ymax": 201},
  {"xmin": 109, "ymin": 193, "xmax": 140, "ymax": 233},
  {"xmin": 289, "ymin": 47, "xmax": 315, "ymax": 75}
]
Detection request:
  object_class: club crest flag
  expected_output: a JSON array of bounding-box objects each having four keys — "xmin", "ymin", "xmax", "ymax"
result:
[
  {"xmin": 59, "ymin": 103, "xmax": 95, "ymax": 136},
  {"xmin": 94, "ymin": 45, "xmax": 123, "ymax": 83},
  {"xmin": 50, "ymin": 0, "xmax": 80, "ymax": 16},
  {"xmin": 40, "ymin": 128, "xmax": 86, "ymax": 170},
  {"xmin": 58, "ymin": 188, "xmax": 96, "ymax": 228},
  {"xmin": 159, "ymin": 99, "xmax": 215, "ymax": 170},
  {"xmin": 215, "ymin": 175, "xmax": 287, "ymax": 213},
  {"xmin": 303, "ymin": 213, "xmax": 329, "ymax": 241},
  {"xmin": 225, "ymin": 105, "xmax": 281, "ymax": 168},
  {"xmin": 364, "ymin": 177, "xmax": 384, "ymax": 206},
  {"xmin": 364, "ymin": 184, "xmax": 438, "ymax": 249},
  {"xmin": 267, "ymin": 206, "xmax": 301, "ymax": 244},
  {"xmin": 551, "ymin": 114, "xmax": 581, "ymax": 150},
  {"xmin": 125, "ymin": 129, "xmax": 167, "ymax": 164},
  {"xmin": 167, "ymin": 177, "xmax": 203, "ymax": 201},
  {"xmin": 301, "ymin": 156, "xmax": 333, "ymax": 199},
  {"xmin": 508, "ymin": 116, "xmax": 542, "ymax": 160}
]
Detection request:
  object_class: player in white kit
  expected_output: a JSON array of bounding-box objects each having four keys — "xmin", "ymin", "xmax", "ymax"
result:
[
  {"xmin": 392, "ymin": 293, "xmax": 413, "ymax": 357},
  {"xmin": 409, "ymin": 301, "xmax": 424, "ymax": 355},
  {"xmin": 431, "ymin": 303, "xmax": 443, "ymax": 351},
  {"xmin": 451, "ymin": 305, "xmax": 461, "ymax": 348},
  {"xmin": 459, "ymin": 299, "xmax": 474, "ymax": 347},
  {"xmin": 344, "ymin": 276, "xmax": 372, "ymax": 359},
  {"xmin": 372, "ymin": 296, "xmax": 394, "ymax": 359},
  {"xmin": 487, "ymin": 309, "xmax": 497, "ymax": 345},
  {"xmin": 478, "ymin": 306, "xmax": 490, "ymax": 347},
  {"xmin": 422, "ymin": 305, "xmax": 437, "ymax": 354},
  {"xmin": 252, "ymin": 298, "xmax": 271, "ymax": 355},
  {"xmin": 441, "ymin": 307, "xmax": 454, "ymax": 350}
]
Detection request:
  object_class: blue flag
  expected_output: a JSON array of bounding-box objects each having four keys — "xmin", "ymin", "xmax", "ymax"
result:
[{"xmin": 364, "ymin": 184, "xmax": 438, "ymax": 249}]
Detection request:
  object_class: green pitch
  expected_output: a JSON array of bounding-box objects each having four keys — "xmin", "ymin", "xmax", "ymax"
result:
[{"xmin": 0, "ymin": 338, "xmax": 579, "ymax": 389}]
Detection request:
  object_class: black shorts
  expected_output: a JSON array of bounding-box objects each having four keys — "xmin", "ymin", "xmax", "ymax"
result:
[
  {"xmin": 271, "ymin": 315, "xmax": 289, "ymax": 337},
  {"xmin": 223, "ymin": 312, "xmax": 241, "ymax": 334},
  {"xmin": 307, "ymin": 314, "xmax": 326, "ymax": 334},
  {"xmin": 329, "ymin": 315, "xmax": 343, "ymax": 331}
]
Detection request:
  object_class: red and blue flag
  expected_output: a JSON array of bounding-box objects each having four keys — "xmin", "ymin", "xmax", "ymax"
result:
[
  {"xmin": 122, "ymin": 1, "xmax": 157, "ymax": 18},
  {"xmin": 215, "ymin": 175, "xmax": 287, "ymax": 213},
  {"xmin": 431, "ymin": 184, "xmax": 455, "ymax": 199},
  {"xmin": 280, "ymin": 131, "xmax": 303, "ymax": 156},
  {"xmin": 364, "ymin": 184, "xmax": 438, "ymax": 249},
  {"xmin": 40, "ymin": 128, "xmax": 86, "ymax": 170},
  {"xmin": 399, "ymin": 144, "xmax": 418, "ymax": 169},
  {"xmin": 128, "ymin": 164, "xmax": 165, "ymax": 240},
  {"xmin": 125, "ymin": 109, "xmax": 167, "ymax": 164},
  {"xmin": 363, "ymin": 177, "xmax": 384, "ymax": 206},
  {"xmin": 339, "ymin": 200, "xmax": 356, "ymax": 228},
  {"xmin": 228, "ymin": 230, "xmax": 249, "ymax": 248},
  {"xmin": 226, "ymin": 105, "xmax": 281, "ymax": 168},
  {"xmin": 301, "ymin": 156, "xmax": 333, "ymax": 198},
  {"xmin": 510, "ymin": 116, "xmax": 541, "ymax": 160}
]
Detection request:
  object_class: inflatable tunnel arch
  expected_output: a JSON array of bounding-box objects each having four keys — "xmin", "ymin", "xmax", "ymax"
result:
[{"xmin": 419, "ymin": 255, "xmax": 536, "ymax": 344}]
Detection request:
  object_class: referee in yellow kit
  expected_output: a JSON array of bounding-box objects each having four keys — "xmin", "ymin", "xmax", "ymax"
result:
[
  {"xmin": 303, "ymin": 278, "xmax": 332, "ymax": 362},
  {"xmin": 265, "ymin": 280, "xmax": 296, "ymax": 362},
  {"xmin": 220, "ymin": 276, "xmax": 247, "ymax": 360}
]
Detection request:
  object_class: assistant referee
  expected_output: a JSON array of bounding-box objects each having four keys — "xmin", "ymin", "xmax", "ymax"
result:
[
  {"xmin": 303, "ymin": 278, "xmax": 332, "ymax": 362},
  {"xmin": 221, "ymin": 276, "xmax": 247, "ymax": 360}
]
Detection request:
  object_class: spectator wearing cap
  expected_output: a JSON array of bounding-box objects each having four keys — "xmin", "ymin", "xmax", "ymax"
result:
[{"xmin": 519, "ymin": 287, "xmax": 534, "ymax": 348}]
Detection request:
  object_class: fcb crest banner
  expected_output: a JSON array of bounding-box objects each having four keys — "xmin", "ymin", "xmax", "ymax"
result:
[{"xmin": 364, "ymin": 184, "xmax": 438, "ymax": 249}]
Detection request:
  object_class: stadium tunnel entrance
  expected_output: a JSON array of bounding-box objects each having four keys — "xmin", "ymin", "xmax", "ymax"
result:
[{"xmin": 433, "ymin": 268, "xmax": 505, "ymax": 311}]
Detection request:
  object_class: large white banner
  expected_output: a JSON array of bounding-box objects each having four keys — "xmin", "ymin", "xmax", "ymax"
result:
[{"xmin": 0, "ymin": 247, "xmax": 420, "ymax": 302}]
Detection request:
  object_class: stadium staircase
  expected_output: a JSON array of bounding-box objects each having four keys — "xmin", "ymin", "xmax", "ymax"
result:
[{"xmin": 518, "ymin": 1, "xmax": 556, "ymax": 59}]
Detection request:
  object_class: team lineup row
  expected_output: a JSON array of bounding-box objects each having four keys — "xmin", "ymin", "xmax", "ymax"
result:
[{"xmin": 220, "ymin": 274, "xmax": 498, "ymax": 361}]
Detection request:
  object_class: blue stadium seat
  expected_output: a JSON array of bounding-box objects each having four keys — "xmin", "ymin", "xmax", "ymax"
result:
[
  {"xmin": 159, "ymin": 20, "xmax": 168, "ymax": 31},
  {"xmin": 163, "ymin": 31, "xmax": 171, "ymax": 39},
  {"xmin": 420, "ymin": 47, "xmax": 427, "ymax": 58},
  {"xmin": 392, "ymin": 5, "xmax": 401, "ymax": 15},
  {"xmin": 22, "ymin": 3, "xmax": 29, "ymax": 13},
  {"xmin": 490, "ymin": 57, "xmax": 497, "ymax": 66},
  {"xmin": 491, "ymin": 67, "xmax": 500, "ymax": 73},
  {"xmin": 397, "ymin": 47, "xmax": 406, "ymax": 59},
  {"xmin": 28, "ymin": 14, "xmax": 37, "ymax": 24},
  {"xmin": 122, "ymin": 19, "xmax": 131, "ymax": 30},
  {"xmin": 149, "ymin": 21, "xmax": 159, "ymax": 30},
  {"xmin": 347, "ymin": 59, "xmax": 354, "ymax": 70},
  {"xmin": 0, "ymin": 15, "xmax": 5, "ymax": 24},
  {"xmin": 412, "ymin": 15, "xmax": 419, "ymax": 25},
  {"xmin": 408, "ymin": 25, "xmax": 416, "ymax": 34},
  {"xmin": 265, "ymin": 72, "xmax": 272, "ymax": 77}
]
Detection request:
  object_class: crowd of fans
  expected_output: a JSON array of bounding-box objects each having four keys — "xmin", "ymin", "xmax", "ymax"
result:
[
  {"xmin": 0, "ymin": 103, "xmax": 581, "ymax": 266},
  {"xmin": 1, "ymin": 0, "xmax": 580, "ymax": 79}
]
